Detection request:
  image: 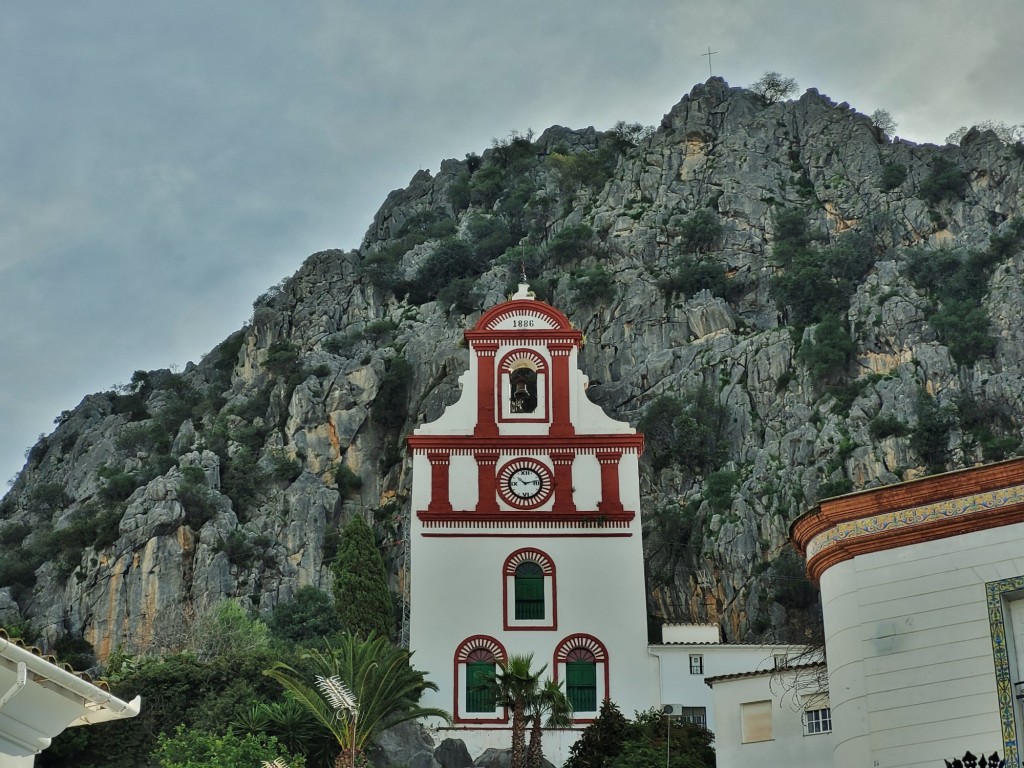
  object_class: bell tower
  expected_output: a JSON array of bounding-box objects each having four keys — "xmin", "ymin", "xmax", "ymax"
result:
[{"xmin": 408, "ymin": 285, "xmax": 650, "ymax": 761}]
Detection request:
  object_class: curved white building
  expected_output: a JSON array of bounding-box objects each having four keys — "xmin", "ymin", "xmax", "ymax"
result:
[{"xmin": 792, "ymin": 458, "xmax": 1024, "ymax": 768}]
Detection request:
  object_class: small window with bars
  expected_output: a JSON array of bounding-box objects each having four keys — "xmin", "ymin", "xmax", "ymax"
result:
[
  {"xmin": 804, "ymin": 707, "xmax": 832, "ymax": 735},
  {"xmin": 678, "ymin": 707, "xmax": 707, "ymax": 727},
  {"xmin": 689, "ymin": 654, "xmax": 704, "ymax": 674}
]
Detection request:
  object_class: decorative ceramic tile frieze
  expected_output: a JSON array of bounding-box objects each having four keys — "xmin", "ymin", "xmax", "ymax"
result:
[
  {"xmin": 806, "ymin": 484, "xmax": 1024, "ymax": 561},
  {"xmin": 986, "ymin": 575, "xmax": 1024, "ymax": 766}
]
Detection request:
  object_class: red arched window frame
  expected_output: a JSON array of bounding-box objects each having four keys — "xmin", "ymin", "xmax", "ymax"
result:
[
  {"xmin": 497, "ymin": 348, "xmax": 549, "ymax": 423},
  {"xmin": 554, "ymin": 634, "xmax": 609, "ymax": 723},
  {"xmin": 454, "ymin": 636, "xmax": 508, "ymax": 723},
  {"xmin": 502, "ymin": 548, "xmax": 557, "ymax": 631}
]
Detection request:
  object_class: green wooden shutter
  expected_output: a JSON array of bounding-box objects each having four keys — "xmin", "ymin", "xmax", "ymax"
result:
[
  {"xmin": 514, "ymin": 563, "xmax": 544, "ymax": 620},
  {"xmin": 566, "ymin": 661, "xmax": 597, "ymax": 712},
  {"xmin": 466, "ymin": 662, "xmax": 495, "ymax": 712}
]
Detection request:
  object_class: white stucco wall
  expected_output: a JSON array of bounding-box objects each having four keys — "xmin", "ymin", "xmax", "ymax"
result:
[
  {"xmin": 709, "ymin": 670, "xmax": 834, "ymax": 768},
  {"xmin": 819, "ymin": 522, "xmax": 1024, "ymax": 768},
  {"xmin": 650, "ymin": 643, "xmax": 810, "ymax": 735}
]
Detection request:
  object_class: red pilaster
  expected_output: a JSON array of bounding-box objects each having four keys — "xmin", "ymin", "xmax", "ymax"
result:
[
  {"xmin": 475, "ymin": 451, "xmax": 500, "ymax": 513},
  {"xmin": 426, "ymin": 451, "xmax": 453, "ymax": 513},
  {"xmin": 549, "ymin": 342, "xmax": 575, "ymax": 437},
  {"xmin": 474, "ymin": 342, "xmax": 500, "ymax": 437},
  {"xmin": 597, "ymin": 451, "xmax": 624, "ymax": 514},
  {"xmin": 551, "ymin": 450, "xmax": 577, "ymax": 513}
]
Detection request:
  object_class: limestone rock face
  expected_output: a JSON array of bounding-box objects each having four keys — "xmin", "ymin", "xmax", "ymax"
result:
[{"xmin": 3, "ymin": 77, "xmax": 1024, "ymax": 653}]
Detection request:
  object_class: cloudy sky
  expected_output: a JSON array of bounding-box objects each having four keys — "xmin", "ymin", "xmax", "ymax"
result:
[{"xmin": 2, "ymin": 1, "xmax": 1022, "ymax": 488}]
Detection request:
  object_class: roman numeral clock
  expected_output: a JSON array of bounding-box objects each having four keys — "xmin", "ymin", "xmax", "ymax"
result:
[{"xmin": 407, "ymin": 283, "xmax": 651, "ymax": 760}]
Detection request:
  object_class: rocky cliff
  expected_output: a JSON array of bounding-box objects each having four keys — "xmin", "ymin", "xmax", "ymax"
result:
[{"xmin": 3, "ymin": 78, "xmax": 1023, "ymax": 656}]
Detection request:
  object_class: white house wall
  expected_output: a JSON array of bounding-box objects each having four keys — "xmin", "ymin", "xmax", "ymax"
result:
[{"xmin": 819, "ymin": 522, "xmax": 1024, "ymax": 768}]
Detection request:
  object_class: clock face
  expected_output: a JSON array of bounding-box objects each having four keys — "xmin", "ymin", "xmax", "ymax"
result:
[
  {"xmin": 508, "ymin": 468, "xmax": 542, "ymax": 499},
  {"xmin": 497, "ymin": 459, "xmax": 553, "ymax": 509}
]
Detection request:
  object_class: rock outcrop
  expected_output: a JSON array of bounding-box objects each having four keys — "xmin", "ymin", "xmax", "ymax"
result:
[{"xmin": 2, "ymin": 77, "xmax": 1023, "ymax": 655}]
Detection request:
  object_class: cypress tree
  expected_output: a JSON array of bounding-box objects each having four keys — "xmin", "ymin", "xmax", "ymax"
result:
[{"xmin": 331, "ymin": 514, "xmax": 393, "ymax": 639}]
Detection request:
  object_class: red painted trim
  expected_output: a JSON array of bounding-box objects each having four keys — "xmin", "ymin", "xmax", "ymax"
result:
[
  {"xmin": 497, "ymin": 348, "xmax": 549, "ymax": 374},
  {"xmin": 551, "ymin": 450, "xmax": 576, "ymax": 513},
  {"xmin": 408, "ymin": 434, "xmax": 644, "ymax": 452},
  {"xmin": 502, "ymin": 547, "xmax": 558, "ymax": 632},
  {"xmin": 453, "ymin": 635, "xmax": 510, "ymax": 725},
  {"xmin": 496, "ymin": 457, "xmax": 555, "ymax": 509},
  {"xmin": 423, "ymin": 534, "xmax": 631, "ymax": 541},
  {"xmin": 597, "ymin": 451, "xmax": 624, "ymax": 514},
  {"xmin": 549, "ymin": 344, "xmax": 575, "ymax": 437},
  {"xmin": 427, "ymin": 451, "xmax": 453, "ymax": 513},
  {"xmin": 552, "ymin": 634, "xmax": 611, "ymax": 723},
  {"xmin": 474, "ymin": 300, "xmax": 574, "ymax": 331},
  {"xmin": 474, "ymin": 344, "xmax": 499, "ymax": 438},
  {"xmin": 417, "ymin": 510, "xmax": 635, "ymax": 526},
  {"xmin": 791, "ymin": 458, "xmax": 1024, "ymax": 581},
  {"xmin": 475, "ymin": 451, "xmax": 500, "ymax": 514}
]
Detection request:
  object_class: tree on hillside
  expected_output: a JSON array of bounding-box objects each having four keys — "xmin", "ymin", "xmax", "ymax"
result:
[
  {"xmin": 264, "ymin": 632, "xmax": 449, "ymax": 768},
  {"xmin": 750, "ymin": 71, "xmax": 798, "ymax": 103},
  {"xmin": 331, "ymin": 514, "xmax": 393, "ymax": 639},
  {"xmin": 946, "ymin": 120, "xmax": 1024, "ymax": 145},
  {"xmin": 870, "ymin": 108, "xmax": 897, "ymax": 135}
]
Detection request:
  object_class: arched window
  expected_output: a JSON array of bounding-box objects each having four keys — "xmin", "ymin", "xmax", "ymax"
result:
[
  {"xmin": 514, "ymin": 562, "xmax": 544, "ymax": 619},
  {"xmin": 454, "ymin": 636, "xmax": 508, "ymax": 723},
  {"xmin": 503, "ymin": 548, "xmax": 556, "ymax": 630},
  {"xmin": 498, "ymin": 350, "xmax": 548, "ymax": 422},
  {"xmin": 554, "ymin": 634, "xmax": 609, "ymax": 721},
  {"xmin": 465, "ymin": 649, "xmax": 496, "ymax": 713},
  {"xmin": 565, "ymin": 649, "xmax": 597, "ymax": 712}
]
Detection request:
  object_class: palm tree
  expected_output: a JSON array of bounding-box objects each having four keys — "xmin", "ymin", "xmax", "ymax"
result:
[
  {"xmin": 264, "ymin": 632, "xmax": 450, "ymax": 768},
  {"xmin": 525, "ymin": 678, "xmax": 573, "ymax": 768},
  {"xmin": 487, "ymin": 654, "xmax": 544, "ymax": 768}
]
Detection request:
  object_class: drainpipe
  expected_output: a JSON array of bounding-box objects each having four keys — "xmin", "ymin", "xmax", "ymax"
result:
[{"xmin": 0, "ymin": 662, "xmax": 27, "ymax": 710}]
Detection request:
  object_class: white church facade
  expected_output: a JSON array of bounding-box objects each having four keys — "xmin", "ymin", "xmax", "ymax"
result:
[{"xmin": 407, "ymin": 285, "xmax": 651, "ymax": 762}]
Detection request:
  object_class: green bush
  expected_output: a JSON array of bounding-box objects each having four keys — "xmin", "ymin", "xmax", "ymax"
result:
[
  {"xmin": 767, "ymin": 548, "xmax": 818, "ymax": 610},
  {"xmin": 918, "ymin": 157, "xmax": 968, "ymax": 205},
  {"xmin": 910, "ymin": 389, "xmax": 956, "ymax": 473},
  {"xmin": 658, "ymin": 257, "xmax": 728, "ymax": 301},
  {"xmin": 266, "ymin": 585, "xmax": 343, "ymax": 646},
  {"xmin": 639, "ymin": 387, "xmax": 730, "ymax": 474},
  {"xmin": 178, "ymin": 479, "xmax": 220, "ymax": 530},
  {"xmin": 154, "ymin": 726, "xmax": 305, "ymax": 768},
  {"xmin": 817, "ymin": 476, "xmax": 854, "ymax": 499},
  {"xmin": 335, "ymin": 465, "xmax": 363, "ymax": 497},
  {"xmin": 269, "ymin": 451, "xmax": 303, "ymax": 484},
  {"xmin": 770, "ymin": 211, "xmax": 873, "ymax": 327},
  {"xmin": 703, "ymin": 469, "xmax": 739, "ymax": 513},
  {"xmin": 879, "ymin": 162, "xmax": 908, "ymax": 191},
  {"xmin": 407, "ymin": 238, "xmax": 486, "ymax": 305},
  {"xmin": 798, "ymin": 315, "xmax": 855, "ymax": 383},
  {"xmin": 869, "ymin": 414, "xmax": 910, "ymax": 440},
  {"xmin": 370, "ymin": 356, "xmax": 412, "ymax": 431},
  {"xmin": 677, "ymin": 209, "xmax": 723, "ymax": 254},
  {"xmin": 220, "ymin": 448, "xmax": 268, "ymax": 521},
  {"xmin": 546, "ymin": 224, "xmax": 595, "ymax": 265},
  {"xmin": 904, "ymin": 225, "xmax": 1024, "ymax": 364},
  {"xmin": 569, "ymin": 267, "xmax": 616, "ymax": 305},
  {"xmin": 436, "ymin": 276, "xmax": 482, "ymax": 314}
]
